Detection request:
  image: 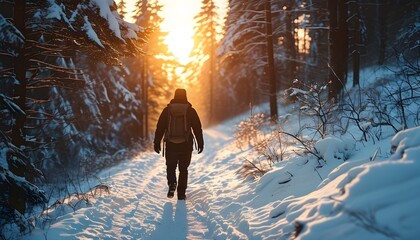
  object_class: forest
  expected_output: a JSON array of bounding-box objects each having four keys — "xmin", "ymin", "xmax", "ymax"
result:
[{"xmin": 0, "ymin": 0, "xmax": 419, "ymax": 237}]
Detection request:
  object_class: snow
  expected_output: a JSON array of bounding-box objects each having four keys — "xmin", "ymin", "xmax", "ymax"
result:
[
  {"xmin": 19, "ymin": 65, "xmax": 420, "ymax": 239},
  {"xmin": 297, "ymin": 144, "xmax": 420, "ymax": 240},
  {"xmin": 81, "ymin": 16, "xmax": 105, "ymax": 48},
  {"xmin": 0, "ymin": 14, "xmax": 25, "ymax": 55},
  {"xmin": 90, "ymin": 0, "xmax": 123, "ymax": 40},
  {"xmin": 0, "ymin": 144, "xmax": 7, "ymax": 170},
  {"xmin": 289, "ymin": 87, "xmax": 308, "ymax": 96},
  {"xmin": 43, "ymin": 0, "xmax": 142, "ymax": 48},
  {"xmin": 22, "ymin": 110, "xmax": 420, "ymax": 239},
  {"xmin": 45, "ymin": 0, "xmax": 73, "ymax": 30},
  {"xmin": 390, "ymin": 126, "xmax": 420, "ymax": 158},
  {"xmin": 314, "ymin": 136, "xmax": 350, "ymax": 162},
  {"xmin": 0, "ymin": 93, "xmax": 26, "ymax": 116},
  {"xmin": 121, "ymin": 21, "xmax": 142, "ymax": 39}
]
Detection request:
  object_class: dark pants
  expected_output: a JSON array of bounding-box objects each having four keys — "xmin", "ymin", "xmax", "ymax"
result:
[{"xmin": 165, "ymin": 151, "xmax": 192, "ymax": 196}]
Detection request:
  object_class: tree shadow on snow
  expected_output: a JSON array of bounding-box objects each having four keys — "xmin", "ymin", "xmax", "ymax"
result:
[{"xmin": 149, "ymin": 201, "xmax": 187, "ymax": 239}]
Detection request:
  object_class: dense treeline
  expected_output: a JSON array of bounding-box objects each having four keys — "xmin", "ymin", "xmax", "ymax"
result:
[
  {"xmin": 194, "ymin": 0, "xmax": 419, "ymax": 123},
  {"xmin": 0, "ymin": 0, "xmax": 418, "ymax": 237},
  {"xmin": 0, "ymin": 0, "xmax": 146, "ymax": 234}
]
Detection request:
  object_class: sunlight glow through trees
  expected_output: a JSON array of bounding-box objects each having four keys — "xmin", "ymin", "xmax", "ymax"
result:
[{"xmin": 116, "ymin": 0, "xmax": 226, "ymax": 65}]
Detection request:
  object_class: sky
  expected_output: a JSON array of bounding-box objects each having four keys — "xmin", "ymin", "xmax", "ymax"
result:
[{"xmin": 117, "ymin": 0, "xmax": 228, "ymax": 64}]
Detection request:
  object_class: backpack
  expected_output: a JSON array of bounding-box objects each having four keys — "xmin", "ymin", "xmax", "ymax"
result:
[{"xmin": 164, "ymin": 103, "xmax": 191, "ymax": 143}]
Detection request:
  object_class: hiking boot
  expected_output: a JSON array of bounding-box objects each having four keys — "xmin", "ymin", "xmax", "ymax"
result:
[
  {"xmin": 177, "ymin": 194, "xmax": 186, "ymax": 200},
  {"xmin": 167, "ymin": 183, "xmax": 177, "ymax": 198}
]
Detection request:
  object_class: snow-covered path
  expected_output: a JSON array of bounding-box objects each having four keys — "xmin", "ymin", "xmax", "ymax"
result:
[
  {"xmin": 42, "ymin": 151, "xmax": 211, "ymax": 239},
  {"xmin": 27, "ymin": 120, "xmax": 249, "ymax": 239},
  {"xmin": 24, "ymin": 115, "xmax": 420, "ymax": 240}
]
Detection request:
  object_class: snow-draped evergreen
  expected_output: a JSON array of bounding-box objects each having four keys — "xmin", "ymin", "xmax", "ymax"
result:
[
  {"xmin": 0, "ymin": 0, "xmax": 146, "ymax": 235},
  {"xmin": 127, "ymin": 0, "xmax": 175, "ymax": 136},
  {"xmin": 21, "ymin": 0, "xmax": 146, "ymax": 176},
  {"xmin": 215, "ymin": 0, "xmax": 267, "ymax": 121},
  {"xmin": 0, "ymin": 11, "xmax": 47, "ymax": 235},
  {"xmin": 187, "ymin": 0, "xmax": 221, "ymax": 124}
]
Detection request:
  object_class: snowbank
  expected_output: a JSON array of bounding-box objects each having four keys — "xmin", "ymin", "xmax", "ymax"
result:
[
  {"xmin": 273, "ymin": 126, "xmax": 420, "ymax": 240},
  {"xmin": 314, "ymin": 136, "xmax": 354, "ymax": 162}
]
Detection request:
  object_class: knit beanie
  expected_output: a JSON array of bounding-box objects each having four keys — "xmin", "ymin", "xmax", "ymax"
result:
[{"xmin": 173, "ymin": 88, "xmax": 188, "ymax": 102}]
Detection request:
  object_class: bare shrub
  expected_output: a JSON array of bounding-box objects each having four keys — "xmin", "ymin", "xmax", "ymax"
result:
[
  {"xmin": 35, "ymin": 172, "xmax": 110, "ymax": 231},
  {"xmin": 235, "ymin": 112, "xmax": 292, "ymax": 176},
  {"xmin": 287, "ymin": 80, "xmax": 338, "ymax": 139},
  {"xmin": 235, "ymin": 113, "xmax": 269, "ymax": 149},
  {"xmin": 278, "ymin": 131, "xmax": 323, "ymax": 163},
  {"xmin": 340, "ymin": 44, "xmax": 419, "ymax": 143},
  {"xmin": 340, "ymin": 71, "xmax": 419, "ymax": 143},
  {"xmin": 238, "ymin": 157, "xmax": 268, "ymax": 180}
]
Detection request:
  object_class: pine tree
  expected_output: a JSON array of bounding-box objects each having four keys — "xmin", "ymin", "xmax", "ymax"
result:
[
  {"xmin": 0, "ymin": 0, "xmax": 146, "ymax": 233},
  {"xmin": 117, "ymin": 0, "xmax": 128, "ymax": 19},
  {"xmin": 216, "ymin": 0, "xmax": 267, "ymax": 121},
  {"xmin": 132, "ymin": 0, "xmax": 174, "ymax": 137},
  {"xmin": 190, "ymin": 0, "xmax": 220, "ymax": 124}
]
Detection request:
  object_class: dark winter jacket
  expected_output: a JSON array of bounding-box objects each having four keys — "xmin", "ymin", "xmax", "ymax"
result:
[{"xmin": 154, "ymin": 99, "xmax": 204, "ymax": 153}]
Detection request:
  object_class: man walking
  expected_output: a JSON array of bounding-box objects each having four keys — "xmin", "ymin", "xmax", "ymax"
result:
[{"xmin": 154, "ymin": 89, "xmax": 204, "ymax": 200}]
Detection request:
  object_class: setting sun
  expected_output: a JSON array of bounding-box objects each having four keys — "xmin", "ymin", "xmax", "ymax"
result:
[
  {"xmin": 117, "ymin": 0, "xmax": 227, "ymax": 65},
  {"xmin": 159, "ymin": 0, "xmax": 201, "ymax": 64},
  {"xmin": 164, "ymin": 28, "xmax": 194, "ymax": 65},
  {"xmin": 115, "ymin": 0, "xmax": 200, "ymax": 64}
]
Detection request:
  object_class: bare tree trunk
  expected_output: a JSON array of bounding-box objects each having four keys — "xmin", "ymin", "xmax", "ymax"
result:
[
  {"xmin": 265, "ymin": 0, "xmax": 278, "ymax": 119},
  {"xmin": 350, "ymin": 0, "xmax": 360, "ymax": 86},
  {"xmin": 339, "ymin": 0, "xmax": 348, "ymax": 85},
  {"xmin": 378, "ymin": 0, "xmax": 388, "ymax": 65},
  {"xmin": 138, "ymin": 1, "xmax": 148, "ymax": 139},
  {"xmin": 328, "ymin": 0, "xmax": 348, "ymax": 100},
  {"xmin": 209, "ymin": 0, "xmax": 215, "ymax": 125},
  {"xmin": 141, "ymin": 55, "xmax": 150, "ymax": 140},
  {"xmin": 144, "ymin": 56, "xmax": 149, "ymax": 140},
  {"xmin": 140, "ymin": 58, "xmax": 145, "ymax": 139},
  {"xmin": 284, "ymin": 1, "xmax": 297, "ymax": 87},
  {"xmin": 328, "ymin": 0, "xmax": 337, "ymax": 98},
  {"xmin": 12, "ymin": 0, "xmax": 26, "ymax": 149},
  {"xmin": 10, "ymin": 0, "xmax": 27, "ymax": 214}
]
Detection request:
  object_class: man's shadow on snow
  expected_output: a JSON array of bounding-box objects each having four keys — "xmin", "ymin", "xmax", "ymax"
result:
[{"xmin": 149, "ymin": 201, "xmax": 188, "ymax": 239}]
